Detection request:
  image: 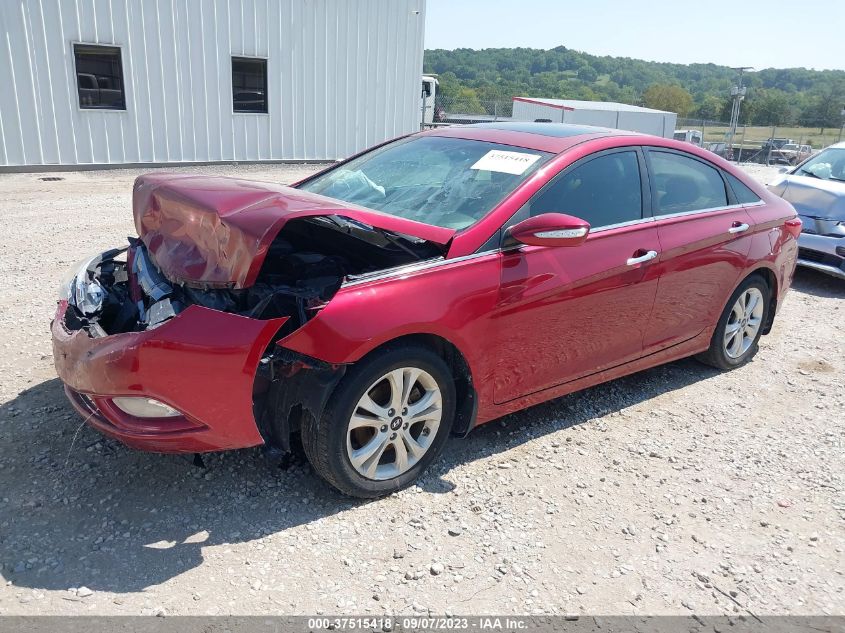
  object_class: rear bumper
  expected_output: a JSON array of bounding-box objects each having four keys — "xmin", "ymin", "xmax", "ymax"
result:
[{"xmin": 51, "ymin": 301, "xmax": 286, "ymax": 453}]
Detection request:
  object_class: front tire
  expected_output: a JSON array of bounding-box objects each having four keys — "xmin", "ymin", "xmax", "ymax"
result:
[
  {"xmin": 696, "ymin": 275, "xmax": 770, "ymax": 370},
  {"xmin": 301, "ymin": 344, "xmax": 455, "ymax": 498}
]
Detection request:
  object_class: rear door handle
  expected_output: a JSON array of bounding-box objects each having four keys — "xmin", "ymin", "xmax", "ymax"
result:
[
  {"xmin": 729, "ymin": 222, "xmax": 750, "ymax": 234},
  {"xmin": 626, "ymin": 250, "xmax": 658, "ymax": 266}
]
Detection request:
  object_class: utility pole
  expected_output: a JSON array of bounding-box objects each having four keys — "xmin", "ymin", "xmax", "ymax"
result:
[
  {"xmin": 839, "ymin": 106, "xmax": 845, "ymax": 143},
  {"xmin": 727, "ymin": 67, "xmax": 753, "ymax": 155}
]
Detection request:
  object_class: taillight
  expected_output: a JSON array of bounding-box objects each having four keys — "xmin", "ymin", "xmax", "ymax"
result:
[{"xmin": 784, "ymin": 217, "xmax": 802, "ymax": 239}]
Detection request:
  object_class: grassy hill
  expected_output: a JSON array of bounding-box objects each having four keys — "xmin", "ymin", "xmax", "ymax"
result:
[{"xmin": 424, "ymin": 47, "xmax": 845, "ymax": 131}]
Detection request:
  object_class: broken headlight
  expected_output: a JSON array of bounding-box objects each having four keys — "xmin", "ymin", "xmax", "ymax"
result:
[
  {"xmin": 74, "ymin": 277, "xmax": 107, "ymax": 316},
  {"xmin": 58, "ymin": 254, "xmax": 107, "ymax": 316}
]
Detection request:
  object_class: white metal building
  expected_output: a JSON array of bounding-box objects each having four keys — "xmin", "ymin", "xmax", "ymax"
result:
[
  {"xmin": 512, "ymin": 97, "xmax": 677, "ymax": 138},
  {"xmin": 0, "ymin": 0, "xmax": 426, "ymax": 169}
]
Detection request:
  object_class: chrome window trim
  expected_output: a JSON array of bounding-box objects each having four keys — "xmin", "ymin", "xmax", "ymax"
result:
[
  {"xmin": 588, "ymin": 216, "xmax": 655, "ymax": 234},
  {"xmin": 649, "ymin": 199, "xmax": 765, "ymax": 222},
  {"xmin": 340, "ymin": 251, "xmax": 498, "ymax": 288}
]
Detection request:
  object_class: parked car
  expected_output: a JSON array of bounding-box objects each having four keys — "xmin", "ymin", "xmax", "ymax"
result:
[
  {"xmin": 768, "ymin": 141, "xmax": 845, "ymax": 280},
  {"xmin": 771, "ymin": 143, "xmax": 813, "ymax": 165},
  {"xmin": 762, "ymin": 137, "xmax": 795, "ymax": 155},
  {"xmin": 52, "ymin": 122, "xmax": 800, "ymax": 497},
  {"xmin": 704, "ymin": 141, "xmax": 734, "ymax": 161}
]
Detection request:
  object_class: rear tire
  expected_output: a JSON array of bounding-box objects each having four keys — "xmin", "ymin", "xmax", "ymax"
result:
[
  {"xmin": 696, "ymin": 275, "xmax": 771, "ymax": 370},
  {"xmin": 301, "ymin": 344, "xmax": 455, "ymax": 498}
]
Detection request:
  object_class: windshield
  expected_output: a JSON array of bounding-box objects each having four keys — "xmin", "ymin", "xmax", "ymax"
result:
[
  {"xmin": 795, "ymin": 147, "xmax": 845, "ymax": 182},
  {"xmin": 298, "ymin": 136, "xmax": 553, "ymax": 230}
]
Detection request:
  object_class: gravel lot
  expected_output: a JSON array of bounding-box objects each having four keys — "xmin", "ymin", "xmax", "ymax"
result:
[{"xmin": 0, "ymin": 162, "xmax": 842, "ymax": 617}]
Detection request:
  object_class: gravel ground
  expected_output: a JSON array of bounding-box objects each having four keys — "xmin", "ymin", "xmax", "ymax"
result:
[{"xmin": 0, "ymin": 162, "xmax": 842, "ymax": 617}]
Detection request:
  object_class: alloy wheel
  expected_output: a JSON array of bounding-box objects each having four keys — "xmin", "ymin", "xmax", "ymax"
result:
[
  {"xmin": 723, "ymin": 287, "xmax": 764, "ymax": 359},
  {"xmin": 345, "ymin": 367, "xmax": 443, "ymax": 481}
]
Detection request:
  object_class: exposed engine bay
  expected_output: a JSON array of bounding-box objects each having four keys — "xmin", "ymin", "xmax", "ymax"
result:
[{"xmin": 61, "ymin": 216, "xmax": 442, "ymax": 338}]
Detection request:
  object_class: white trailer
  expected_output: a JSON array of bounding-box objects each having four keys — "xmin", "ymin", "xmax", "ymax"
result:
[{"xmin": 512, "ymin": 97, "xmax": 677, "ymax": 138}]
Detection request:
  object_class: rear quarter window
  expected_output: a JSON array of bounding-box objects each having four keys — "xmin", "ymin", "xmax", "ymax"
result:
[{"xmin": 724, "ymin": 172, "xmax": 762, "ymax": 204}]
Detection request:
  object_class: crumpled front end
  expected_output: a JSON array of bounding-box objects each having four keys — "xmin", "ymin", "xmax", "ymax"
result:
[
  {"xmin": 52, "ymin": 299, "xmax": 286, "ymax": 452},
  {"xmin": 770, "ymin": 176, "xmax": 845, "ymax": 279},
  {"xmin": 50, "ymin": 237, "xmax": 333, "ymax": 453},
  {"xmin": 52, "ymin": 176, "xmax": 449, "ymax": 453}
]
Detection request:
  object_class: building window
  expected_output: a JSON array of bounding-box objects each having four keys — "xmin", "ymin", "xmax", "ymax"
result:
[
  {"xmin": 73, "ymin": 44, "xmax": 126, "ymax": 110},
  {"xmin": 232, "ymin": 57, "xmax": 268, "ymax": 113}
]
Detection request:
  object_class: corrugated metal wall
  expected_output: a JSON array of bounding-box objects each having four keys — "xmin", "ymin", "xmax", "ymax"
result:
[
  {"xmin": 0, "ymin": 0, "xmax": 426, "ymax": 167},
  {"xmin": 512, "ymin": 100, "xmax": 565, "ymax": 123}
]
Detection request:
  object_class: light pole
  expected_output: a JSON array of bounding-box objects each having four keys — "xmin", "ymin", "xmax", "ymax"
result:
[{"xmin": 727, "ymin": 67, "xmax": 753, "ymax": 155}]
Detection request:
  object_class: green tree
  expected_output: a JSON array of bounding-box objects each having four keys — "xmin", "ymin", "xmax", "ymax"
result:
[
  {"xmin": 642, "ymin": 84, "xmax": 694, "ymax": 116},
  {"xmin": 577, "ymin": 64, "xmax": 598, "ymax": 83},
  {"xmin": 695, "ymin": 95, "xmax": 727, "ymax": 121},
  {"xmin": 802, "ymin": 80, "xmax": 845, "ymax": 132},
  {"xmin": 423, "ymin": 47, "xmax": 845, "ymax": 124},
  {"xmin": 751, "ymin": 89, "xmax": 791, "ymax": 126}
]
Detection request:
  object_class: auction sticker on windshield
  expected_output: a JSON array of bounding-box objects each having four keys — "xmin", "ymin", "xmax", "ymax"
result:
[{"xmin": 471, "ymin": 150, "xmax": 541, "ymax": 175}]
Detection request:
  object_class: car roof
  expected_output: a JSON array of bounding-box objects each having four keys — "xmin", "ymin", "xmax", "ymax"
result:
[{"xmin": 424, "ymin": 122, "xmax": 639, "ymax": 153}]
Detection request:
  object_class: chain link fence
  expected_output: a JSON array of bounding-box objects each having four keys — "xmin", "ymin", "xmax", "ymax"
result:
[
  {"xmin": 421, "ymin": 96, "xmax": 844, "ymax": 164},
  {"xmin": 674, "ymin": 117, "xmax": 843, "ymax": 164},
  {"xmin": 421, "ymin": 96, "xmax": 513, "ymax": 127}
]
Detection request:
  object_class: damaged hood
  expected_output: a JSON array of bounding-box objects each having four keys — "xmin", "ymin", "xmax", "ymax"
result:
[
  {"xmin": 133, "ymin": 174, "xmax": 455, "ymax": 288},
  {"xmin": 778, "ymin": 175, "xmax": 845, "ymax": 221}
]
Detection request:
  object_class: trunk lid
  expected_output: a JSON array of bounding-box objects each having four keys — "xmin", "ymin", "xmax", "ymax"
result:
[{"xmin": 133, "ymin": 173, "xmax": 454, "ymax": 288}]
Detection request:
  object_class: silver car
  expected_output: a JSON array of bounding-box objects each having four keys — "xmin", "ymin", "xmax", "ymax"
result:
[{"xmin": 768, "ymin": 141, "xmax": 845, "ymax": 280}]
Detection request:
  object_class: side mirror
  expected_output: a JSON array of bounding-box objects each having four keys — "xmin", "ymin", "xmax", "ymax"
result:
[
  {"xmin": 504, "ymin": 213, "xmax": 590, "ymax": 249},
  {"xmin": 778, "ymin": 167, "xmax": 789, "ymax": 174}
]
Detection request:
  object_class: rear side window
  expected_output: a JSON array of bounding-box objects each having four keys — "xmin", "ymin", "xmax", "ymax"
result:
[
  {"xmin": 528, "ymin": 151, "xmax": 643, "ymax": 227},
  {"xmin": 650, "ymin": 151, "xmax": 728, "ymax": 215},
  {"xmin": 725, "ymin": 172, "xmax": 762, "ymax": 204}
]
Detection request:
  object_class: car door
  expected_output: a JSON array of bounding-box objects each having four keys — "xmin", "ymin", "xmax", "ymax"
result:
[
  {"xmin": 493, "ymin": 147, "xmax": 661, "ymax": 404},
  {"xmin": 642, "ymin": 148, "xmax": 755, "ymax": 354}
]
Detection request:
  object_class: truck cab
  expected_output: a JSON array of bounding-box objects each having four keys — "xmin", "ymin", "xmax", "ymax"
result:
[
  {"xmin": 421, "ymin": 75, "xmax": 439, "ymax": 125},
  {"xmin": 673, "ymin": 129, "xmax": 704, "ymax": 146}
]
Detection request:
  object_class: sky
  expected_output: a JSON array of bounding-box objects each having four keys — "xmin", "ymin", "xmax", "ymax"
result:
[{"xmin": 425, "ymin": 0, "xmax": 845, "ymax": 71}]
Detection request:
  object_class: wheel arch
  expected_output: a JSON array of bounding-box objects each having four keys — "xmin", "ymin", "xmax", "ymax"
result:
[
  {"xmin": 353, "ymin": 332, "xmax": 478, "ymax": 437},
  {"xmin": 738, "ymin": 265, "xmax": 779, "ymax": 335}
]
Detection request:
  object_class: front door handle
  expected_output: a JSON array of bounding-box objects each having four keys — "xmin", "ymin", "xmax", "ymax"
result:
[
  {"xmin": 626, "ymin": 250, "xmax": 658, "ymax": 266},
  {"xmin": 729, "ymin": 222, "xmax": 750, "ymax": 234}
]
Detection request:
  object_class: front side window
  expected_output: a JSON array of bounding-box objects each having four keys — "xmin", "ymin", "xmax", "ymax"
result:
[
  {"xmin": 794, "ymin": 147, "xmax": 845, "ymax": 182},
  {"xmin": 527, "ymin": 151, "xmax": 643, "ymax": 228},
  {"xmin": 232, "ymin": 57, "xmax": 268, "ymax": 113},
  {"xmin": 298, "ymin": 136, "xmax": 552, "ymax": 230},
  {"xmin": 74, "ymin": 44, "xmax": 125, "ymax": 110},
  {"xmin": 650, "ymin": 151, "xmax": 728, "ymax": 215}
]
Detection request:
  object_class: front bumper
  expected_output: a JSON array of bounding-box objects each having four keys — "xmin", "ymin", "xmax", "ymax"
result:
[
  {"xmin": 797, "ymin": 233, "xmax": 845, "ymax": 280},
  {"xmin": 52, "ymin": 301, "xmax": 287, "ymax": 452}
]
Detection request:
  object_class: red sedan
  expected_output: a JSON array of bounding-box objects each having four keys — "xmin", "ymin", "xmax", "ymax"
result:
[{"xmin": 52, "ymin": 122, "xmax": 800, "ymax": 497}]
